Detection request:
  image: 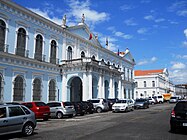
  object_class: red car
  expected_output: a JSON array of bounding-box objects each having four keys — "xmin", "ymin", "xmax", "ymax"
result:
[{"xmin": 22, "ymin": 102, "xmax": 50, "ymax": 121}]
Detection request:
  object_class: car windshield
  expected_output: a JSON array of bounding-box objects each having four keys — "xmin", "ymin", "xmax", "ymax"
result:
[
  {"xmin": 64, "ymin": 102, "xmax": 72, "ymax": 106},
  {"xmin": 175, "ymin": 102, "xmax": 187, "ymax": 111},
  {"xmin": 136, "ymin": 99, "xmax": 146, "ymax": 102},
  {"xmin": 116, "ymin": 100, "xmax": 127, "ymax": 103},
  {"xmin": 170, "ymin": 97, "xmax": 177, "ymax": 99},
  {"xmin": 35, "ymin": 102, "xmax": 46, "ymax": 107}
]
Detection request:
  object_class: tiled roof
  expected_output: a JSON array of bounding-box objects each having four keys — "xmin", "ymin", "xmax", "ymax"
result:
[{"xmin": 134, "ymin": 69, "xmax": 164, "ymax": 76}]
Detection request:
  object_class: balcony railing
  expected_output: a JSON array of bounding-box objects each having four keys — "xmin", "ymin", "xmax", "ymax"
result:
[{"xmin": 50, "ymin": 57, "xmax": 59, "ymax": 65}]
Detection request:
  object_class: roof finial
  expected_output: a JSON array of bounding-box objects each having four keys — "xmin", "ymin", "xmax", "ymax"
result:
[
  {"xmin": 81, "ymin": 14, "xmax": 85, "ymax": 24},
  {"xmin": 62, "ymin": 15, "xmax": 66, "ymax": 28}
]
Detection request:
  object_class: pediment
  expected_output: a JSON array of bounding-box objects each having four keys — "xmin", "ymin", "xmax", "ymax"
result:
[
  {"xmin": 67, "ymin": 24, "xmax": 102, "ymax": 47},
  {"xmin": 123, "ymin": 50, "xmax": 135, "ymax": 64}
]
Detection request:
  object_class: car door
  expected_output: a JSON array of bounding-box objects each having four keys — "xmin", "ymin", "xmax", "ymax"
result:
[
  {"xmin": 0, "ymin": 107, "xmax": 8, "ymax": 134},
  {"xmin": 6, "ymin": 106, "xmax": 26, "ymax": 133}
]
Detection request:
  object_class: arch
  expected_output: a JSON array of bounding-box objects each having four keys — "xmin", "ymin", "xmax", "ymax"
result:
[
  {"xmin": 114, "ymin": 82, "xmax": 118, "ymax": 98},
  {"xmin": 16, "ymin": 28, "xmax": 26, "ymax": 57},
  {"xmin": 49, "ymin": 79, "xmax": 56, "ymax": 101},
  {"xmin": 13, "ymin": 75, "xmax": 24, "ymax": 101},
  {"xmin": 50, "ymin": 40, "xmax": 57, "ymax": 64},
  {"xmin": 107, "ymin": 61, "xmax": 110, "ymax": 66},
  {"xmin": 104, "ymin": 80, "xmax": 109, "ymax": 99},
  {"xmin": 67, "ymin": 46, "xmax": 72, "ymax": 60},
  {"xmin": 92, "ymin": 55, "xmax": 95, "ymax": 60},
  {"xmin": 81, "ymin": 51, "xmax": 85, "ymax": 58},
  {"xmin": 0, "ymin": 19, "xmax": 6, "ymax": 52},
  {"xmin": 67, "ymin": 76, "xmax": 82, "ymax": 102},
  {"xmin": 0, "ymin": 74, "xmax": 3, "ymax": 101},
  {"xmin": 92, "ymin": 75, "xmax": 98, "ymax": 98},
  {"xmin": 34, "ymin": 34, "xmax": 43, "ymax": 61},
  {"xmin": 32, "ymin": 78, "xmax": 42, "ymax": 101}
]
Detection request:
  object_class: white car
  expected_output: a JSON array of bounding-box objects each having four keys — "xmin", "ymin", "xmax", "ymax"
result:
[
  {"xmin": 112, "ymin": 99, "xmax": 133, "ymax": 112},
  {"xmin": 148, "ymin": 97, "xmax": 156, "ymax": 104}
]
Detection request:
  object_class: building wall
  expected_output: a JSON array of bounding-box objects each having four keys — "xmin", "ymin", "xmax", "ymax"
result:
[{"xmin": 0, "ymin": 0, "xmax": 135, "ymax": 102}]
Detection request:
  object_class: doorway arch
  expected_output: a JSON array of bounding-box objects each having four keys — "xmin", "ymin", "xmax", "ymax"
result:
[
  {"xmin": 104, "ymin": 80, "xmax": 109, "ymax": 99},
  {"xmin": 67, "ymin": 77, "xmax": 82, "ymax": 102}
]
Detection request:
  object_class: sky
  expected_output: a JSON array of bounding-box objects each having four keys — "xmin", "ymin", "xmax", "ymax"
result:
[{"xmin": 12, "ymin": 0, "xmax": 187, "ymax": 85}]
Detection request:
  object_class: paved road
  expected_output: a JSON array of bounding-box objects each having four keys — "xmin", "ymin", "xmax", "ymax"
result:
[{"xmin": 1, "ymin": 103, "xmax": 187, "ymax": 140}]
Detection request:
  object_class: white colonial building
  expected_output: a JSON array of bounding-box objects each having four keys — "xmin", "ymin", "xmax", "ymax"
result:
[
  {"xmin": 0, "ymin": 0, "xmax": 135, "ymax": 103},
  {"xmin": 134, "ymin": 68, "xmax": 174, "ymax": 99}
]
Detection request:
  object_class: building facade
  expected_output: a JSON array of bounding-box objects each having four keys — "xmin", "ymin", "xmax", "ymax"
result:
[
  {"xmin": 0, "ymin": 0, "xmax": 135, "ymax": 103},
  {"xmin": 134, "ymin": 69, "xmax": 174, "ymax": 98}
]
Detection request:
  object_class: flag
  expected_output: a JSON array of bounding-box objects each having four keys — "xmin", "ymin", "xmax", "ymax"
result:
[
  {"xmin": 117, "ymin": 49, "xmax": 120, "ymax": 56},
  {"xmin": 89, "ymin": 33, "xmax": 92, "ymax": 40},
  {"xmin": 106, "ymin": 37, "xmax": 108, "ymax": 46}
]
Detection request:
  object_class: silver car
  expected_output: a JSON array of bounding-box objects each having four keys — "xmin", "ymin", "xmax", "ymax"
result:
[
  {"xmin": 0, "ymin": 104, "xmax": 37, "ymax": 136},
  {"xmin": 88, "ymin": 98, "xmax": 109, "ymax": 113},
  {"xmin": 47, "ymin": 102, "xmax": 75, "ymax": 119}
]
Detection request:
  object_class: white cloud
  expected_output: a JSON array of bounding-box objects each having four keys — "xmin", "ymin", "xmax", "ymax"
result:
[
  {"xmin": 28, "ymin": 8, "xmax": 62, "ymax": 25},
  {"xmin": 169, "ymin": 69, "xmax": 187, "ymax": 84},
  {"xmin": 168, "ymin": 1, "xmax": 187, "ymax": 17},
  {"xmin": 120, "ymin": 4, "xmax": 135, "ymax": 11},
  {"xmin": 184, "ymin": 29, "xmax": 187, "ymax": 37},
  {"xmin": 66, "ymin": 0, "xmax": 109, "ymax": 25},
  {"xmin": 171, "ymin": 62, "xmax": 186, "ymax": 69},
  {"xmin": 124, "ymin": 18, "xmax": 137, "ymax": 26},
  {"xmin": 155, "ymin": 18, "xmax": 165, "ymax": 23},
  {"xmin": 144, "ymin": 15, "xmax": 154, "ymax": 20},
  {"xmin": 151, "ymin": 57, "xmax": 157, "ymax": 62},
  {"xmin": 137, "ymin": 56, "xmax": 158, "ymax": 66},
  {"xmin": 137, "ymin": 28, "xmax": 148, "ymax": 34},
  {"xmin": 177, "ymin": 10, "xmax": 187, "ymax": 16},
  {"xmin": 107, "ymin": 26, "xmax": 133, "ymax": 40},
  {"xmin": 176, "ymin": 55, "xmax": 187, "ymax": 59}
]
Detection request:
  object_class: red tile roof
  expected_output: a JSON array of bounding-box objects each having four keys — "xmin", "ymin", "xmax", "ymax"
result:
[{"xmin": 134, "ymin": 69, "xmax": 164, "ymax": 76}]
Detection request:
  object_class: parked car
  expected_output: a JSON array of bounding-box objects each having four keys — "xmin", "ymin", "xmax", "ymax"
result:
[
  {"xmin": 0, "ymin": 104, "xmax": 37, "ymax": 136},
  {"xmin": 107, "ymin": 98, "xmax": 118, "ymax": 111},
  {"xmin": 148, "ymin": 97, "xmax": 156, "ymax": 104},
  {"xmin": 169, "ymin": 97, "xmax": 178, "ymax": 103},
  {"xmin": 153, "ymin": 95, "xmax": 164, "ymax": 103},
  {"xmin": 112, "ymin": 99, "xmax": 133, "ymax": 112},
  {"xmin": 129, "ymin": 99, "xmax": 135, "ymax": 110},
  {"xmin": 88, "ymin": 98, "xmax": 109, "ymax": 113},
  {"xmin": 47, "ymin": 102, "xmax": 75, "ymax": 119},
  {"xmin": 22, "ymin": 102, "xmax": 50, "ymax": 121},
  {"xmin": 134, "ymin": 99, "xmax": 149, "ymax": 109},
  {"xmin": 71, "ymin": 102, "xmax": 85, "ymax": 116},
  {"xmin": 81, "ymin": 101, "xmax": 94, "ymax": 114},
  {"xmin": 170, "ymin": 100, "xmax": 187, "ymax": 132}
]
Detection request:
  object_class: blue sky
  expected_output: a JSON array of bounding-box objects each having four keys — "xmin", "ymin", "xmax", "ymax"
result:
[{"xmin": 12, "ymin": 0, "xmax": 187, "ymax": 84}]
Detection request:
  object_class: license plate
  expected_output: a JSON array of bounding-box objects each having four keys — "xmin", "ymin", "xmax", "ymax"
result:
[
  {"xmin": 183, "ymin": 123, "xmax": 187, "ymax": 126},
  {"xmin": 43, "ymin": 113, "xmax": 48, "ymax": 116}
]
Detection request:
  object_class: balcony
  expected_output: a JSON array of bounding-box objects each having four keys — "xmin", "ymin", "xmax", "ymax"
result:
[
  {"xmin": 50, "ymin": 57, "xmax": 59, "ymax": 65},
  {"xmin": 0, "ymin": 43, "xmax": 9, "ymax": 52}
]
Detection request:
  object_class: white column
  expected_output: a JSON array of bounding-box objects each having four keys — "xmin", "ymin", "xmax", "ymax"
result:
[
  {"xmin": 118, "ymin": 79, "xmax": 122, "ymax": 99},
  {"xmin": 88, "ymin": 72, "xmax": 92, "ymax": 99},
  {"xmin": 62, "ymin": 74, "xmax": 67, "ymax": 101},
  {"xmin": 109, "ymin": 76, "xmax": 113, "ymax": 98},
  {"xmin": 98, "ymin": 74, "xmax": 103, "ymax": 98},
  {"xmin": 102, "ymin": 76, "xmax": 105, "ymax": 98},
  {"xmin": 121, "ymin": 84, "xmax": 124, "ymax": 99},
  {"xmin": 62, "ymin": 36, "xmax": 66, "ymax": 60},
  {"xmin": 82, "ymin": 73, "xmax": 88, "ymax": 101}
]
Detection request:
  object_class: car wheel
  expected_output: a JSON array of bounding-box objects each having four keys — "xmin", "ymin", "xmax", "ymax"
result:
[
  {"xmin": 96, "ymin": 107, "xmax": 102, "ymax": 113},
  {"xmin": 22, "ymin": 123, "xmax": 34, "ymax": 136},
  {"xmin": 56, "ymin": 112, "xmax": 63, "ymax": 119},
  {"xmin": 170, "ymin": 124, "xmax": 176, "ymax": 133},
  {"xmin": 43, "ymin": 117, "xmax": 49, "ymax": 121}
]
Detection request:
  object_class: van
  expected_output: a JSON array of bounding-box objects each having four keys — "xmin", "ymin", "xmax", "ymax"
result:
[{"xmin": 153, "ymin": 95, "xmax": 164, "ymax": 103}]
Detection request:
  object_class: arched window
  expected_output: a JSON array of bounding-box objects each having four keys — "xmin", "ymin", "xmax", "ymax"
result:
[
  {"xmin": 144, "ymin": 81, "xmax": 146, "ymax": 87},
  {"xmin": 81, "ymin": 51, "xmax": 85, "ymax": 58},
  {"xmin": 152, "ymin": 81, "xmax": 155, "ymax": 87},
  {"xmin": 49, "ymin": 80, "xmax": 56, "ymax": 101},
  {"xmin": 50, "ymin": 40, "xmax": 57, "ymax": 64},
  {"xmin": 16, "ymin": 28, "xmax": 26, "ymax": 57},
  {"xmin": 67, "ymin": 46, "xmax": 72, "ymax": 60},
  {"xmin": 0, "ymin": 20, "xmax": 6, "ymax": 52},
  {"xmin": 0, "ymin": 75, "xmax": 2, "ymax": 101},
  {"xmin": 34, "ymin": 34, "xmax": 43, "ymax": 61},
  {"xmin": 13, "ymin": 76, "xmax": 24, "ymax": 101},
  {"xmin": 92, "ymin": 55, "xmax": 95, "ymax": 60},
  {"xmin": 33, "ymin": 78, "xmax": 41, "ymax": 101},
  {"xmin": 107, "ymin": 61, "xmax": 110, "ymax": 66}
]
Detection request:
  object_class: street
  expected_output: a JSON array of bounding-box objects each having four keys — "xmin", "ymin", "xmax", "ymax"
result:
[{"xmin": 1, "ymin": 103, "xmax": 187, "ymax": 140}]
